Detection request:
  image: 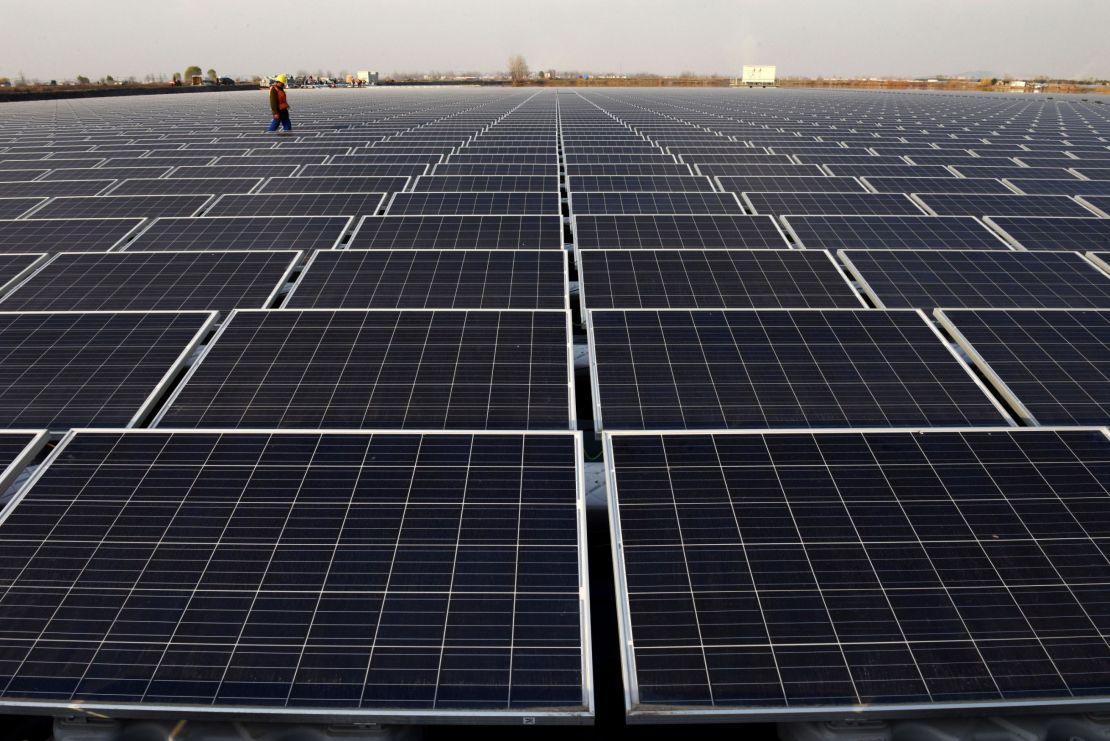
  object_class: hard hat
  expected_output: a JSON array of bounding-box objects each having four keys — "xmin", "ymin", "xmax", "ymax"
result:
[{"xmin": 275, "ymin": 74, "xmax": 287, "ymax": 84}]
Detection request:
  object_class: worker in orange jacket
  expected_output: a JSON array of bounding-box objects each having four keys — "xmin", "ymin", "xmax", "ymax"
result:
[{"xmin": 267, "ymin": 74, "xmax": 292, "ymax": 133}]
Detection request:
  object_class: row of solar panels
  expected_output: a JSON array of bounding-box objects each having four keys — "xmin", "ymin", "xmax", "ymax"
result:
[
  {"xmin": 1, "ymin": 88, "xmax": 1110, "ymax": 726},
  {"xmin": 1, "ymin": 243, "xmax": 1110, "ymax": 312},
  {"xmin": 3, "ymin": 212, "xmax": 1109, "ymax": 254}
]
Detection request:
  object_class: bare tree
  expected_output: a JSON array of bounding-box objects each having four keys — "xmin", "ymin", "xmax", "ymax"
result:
[{"xmin": 508, "ymin": 55, "xmax": 529, "ymax": 83}]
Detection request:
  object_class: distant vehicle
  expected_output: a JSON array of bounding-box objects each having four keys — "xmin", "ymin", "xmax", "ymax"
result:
[{"xmin": 219, "ymin": 77, "xmax": 235, "ymax": 86}]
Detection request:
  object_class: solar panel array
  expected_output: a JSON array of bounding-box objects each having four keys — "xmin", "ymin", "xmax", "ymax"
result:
[{"xmin": 2, "ymin": 86, "xmax": 1110, "ymax": 727}]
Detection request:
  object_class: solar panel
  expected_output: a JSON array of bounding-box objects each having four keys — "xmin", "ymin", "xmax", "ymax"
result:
[
  {"xmin": 563, "ymin": 164, "xmax": 694, "ymax": 176},
  {"xmin": 906, "ymin": 155, "xmax": 1019, "ymax": 167},
  {"xmin": 105, "ymin": 178, "xmax": 263, "ymax": 196},
  {"xmin": 0, "ymin": 428, "xmax": 589, "ymax": 720},
  {"xmin": 823, "ymin": 164, "xmax": 957, "ymax": 178},
  {"xmin": 589, "ymin": 309, "xmax": 1010, "ymax": 430},
  {"xmin": 349, "ymin": 215, "xmax": 562, "ymax": 250},
  {"xmin": 572, "ymin": 215, "xmax": 789, "ymax": 249},
  {"xmin": 0, "ymin": 198, "xmax": 48, "ymax": 219},
  {"xmin": 156, "ymin": 309, "xmax": 573, "ymax": 430},
  {"xmin": 937, "ymin": 308, "xmax": 1110, "ymax": 424},
  {"xmin": 0, "ymin": 310, "xmax": 214, "ymax": 429},
  {"xmin": 912, "ymin": 193, "xmax": 1099, "ymax": 218},
  {"xmin": 782, "ymin": 215, "xmax": 1011, "ymax": 251},
  {"xmin": 301, "ymin": 163, "xmax": 431, "ymax": 178},
  {"xmin": 286, "ymin": 250, "xmax": 567, "ymax": 310},
  {"xmin": 862, "ymin": 177, "xmax": 1016, "ymax": 195},
  {"xmin": 569, "ymin": 192, "xmax": 744, "ymax": 215},
  {"xmin": 983, "ymin": 217, "xmax": 1110, "ymax": 251},
  {"xmin": 742, "ymin": 192, "xmax": 926, "ymax": 216},
  {"xmin": 792, "ymin": 155, "xmax": 911, "ymax": 167},
  {"xmin": 0, "ymin": 250, "xmax": 299, "ymax": 312},
  {"xmin": 678, "ymin": 154, "xmax": 793, "ymax": 165},
  {"xmin": 124, "ymin": 216, "xmax": 351, "ymax": 252},
  {"xmin": 40, "ymin": 166, "xmax": 173, "ymax": 181},
  {"xmin": 257, "ymin": 176, "xmax": 411, "ymax": 194},
  {"xmin": 31, "ymin": 195, "xmax": 212, "ymax": 220},
  {"xmin": 386, "ymin": 192, "xmax": 558, "ymax": 215},
  {"xmin": 951, "ymin": 166, "xmax": 1083, "ymax": 181},
  {"xmin": 0, "ymin": 180, "xmax": 116, "ymax": 198},
  {"xmin": 566, "ymin": 176, "xmax": 715, "ymax": 192},
  {"xmin": 430, "ymin": 163, "xmax": 558, "ymax": 176},
  {"xmin": 716, "ymin": 177, "xmax": 869, "ymax": 193},
  {"xmin": 204, "ymin": 193, "xmax": 385, "ymax": 217},
  {"xmin": 215, "ymin": 155, "xmax": 329, "ymax": 167},
  {"xmin": 2, "ymin": 158, "xmax": 105, "ymax": 170},
  {"xmin": 1004, "ymin": 179, "xmax": 1110, "ymax": 197},
  {"xmin": 104, "ymin": 155, "xmax": 216, "ymax": 168},
  {"xmin": 578, "ymin": 249, "xmax": 864, "ymax": 310},
  {"xmin": 563, "ymin": 154, "xmax": 674, "ymax": 165},
  {"xmin": 331, "ymin": 153, "xmax": 445, "ymax": 165},
  {"xmin": 0, "ymin": 218, "xmax": 145, "ymax": 253},
  {"xmin": 449, "ymin": 154, "xmax": 560, "ymax": 165},
  {"xmin": 410, "ymin": 176, "xmax": 559, "ymax": 192},
  {"xmin": 606, "ymin": 426, "xmax": 1110, "ymax": 719},
  {"xmin": 841, "ymin": 249, "xmax": 1110, "ymax": 309},
  {"xmin": 693, "ymin": 164, "xmax": 826, "ymax": 178},
  {"xmin": 168, "ymin": 165, "xmax": 300, "ymax": 180}
]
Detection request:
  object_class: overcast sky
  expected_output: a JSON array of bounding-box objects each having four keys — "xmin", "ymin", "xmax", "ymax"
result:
[{"xmin": 3, "ymin": 0, "xmax": 1107, "ymax": 81}]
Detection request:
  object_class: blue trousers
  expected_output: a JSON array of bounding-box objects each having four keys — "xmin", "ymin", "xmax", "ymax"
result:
[{"xmin": 268, "ymin": 109, "xmax": 291, "ymax": 131}]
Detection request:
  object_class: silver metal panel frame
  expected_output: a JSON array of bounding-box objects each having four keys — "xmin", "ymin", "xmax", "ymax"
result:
[
  {"xmin": 152, "ymin": 308, "xmax": 577, "ymax": 431},
  {"xmin": 604, "ymin": 425, "xmax": 1110, "ymax": 723},
  {"xmin": 585, "ymin": 307, "xmax": 1017, "ymax": 434},
  {"xmin": 0, "ymin": 426, "xmax": 593, "ymax": 725}
]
